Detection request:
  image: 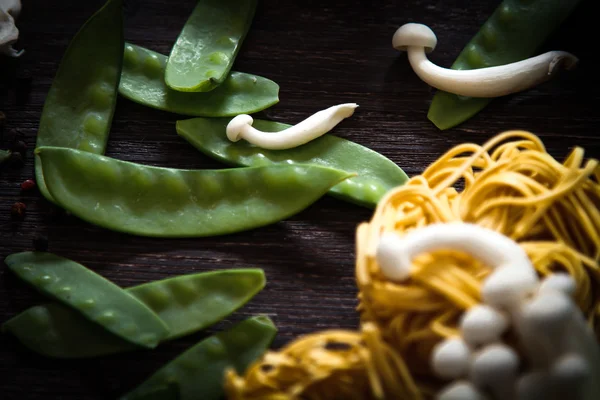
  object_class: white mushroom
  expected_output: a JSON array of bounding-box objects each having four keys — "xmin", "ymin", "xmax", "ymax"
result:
[
  {"xmin": 0, "ymin": 0, "xmax": 23, "ymax": 57},
  {"xmin": 437, "ymin": 381, "xmax": 489, "ymax": 400},
  {"xmin": 551, "ymin": 353, "xmax": 590, "ymax": 400},
  {"xmin": 538, "ymin": 273, "xmax": 576, "ymax": 298},
  {"xmin": 225, "ymin": 103, "xmax": 358, "ymax": 150},
  {"xmin": 481, "ymin": 266, "xmax": 539, "ymax": 309},
  {"xmin": 375, "ymin": 222, "xmax": 534, "ymax": 283},
  {"xmin": 516, "ymin": 290, "xmax": 574, "ymax": 366},
  {"xmin": 431, "ymin": 337, "xmax": 472, "ymax": 379},
  {"xmin": 516, "ymin": 371, "xmax": 552, "ymax": 400},
  {"xmin": 469, "ymin": 343, "xmax": 519, "ymax": 400},
  {"xmin": 392, "ymin": 23, "xmax": 577, "ymax": 98},
  {"xmin": 460, "ymin": 305, "xmax": 509, "ymax": 346}
]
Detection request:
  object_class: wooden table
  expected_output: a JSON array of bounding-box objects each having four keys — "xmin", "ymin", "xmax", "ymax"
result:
[{"xmin": 1, "ymin": 0, "xmax": 598, "ymax": 398}]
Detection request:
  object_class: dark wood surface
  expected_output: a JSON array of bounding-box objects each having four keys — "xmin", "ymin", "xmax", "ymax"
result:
[{"xmin": 1, "ymin": 0, "xmax": 598, "ymax": 398}]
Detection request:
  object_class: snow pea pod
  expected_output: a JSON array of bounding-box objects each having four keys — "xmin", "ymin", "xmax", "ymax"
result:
[
  {"xmin": 165, "ymin": 0, "xmax": 257, "ymax": 92},
  {"xmin": 176, "ymin": 117, "xmax": 408, "ymax": 208},
  {"xmin": 2, "ymin": 252, "xmax": 266, "ymax": 358},
  {"xmin": 119, "ymin": 43, "xmax": 279, "ymax": 117},
  {"xmin": 5, "ymin": 252, "xmax": 169, "ymax": 348},
  {"xmin": 35, "ymin": 0, "xmax": 124, "ymax": 202},
  {"xmin": 35, "ymin": 146, "xmax": 351, "ymax": 238},
  {"xmin": 120, "ymin": 316, "xmax": 277, "ymax": 400},
  {"xmin": 427, "ymin": 0, "xmax": 582, "ymax": 130}
]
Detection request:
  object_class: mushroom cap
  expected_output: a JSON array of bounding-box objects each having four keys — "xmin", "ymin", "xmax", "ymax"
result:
[
  {"xmin": 392, "ymin": 23, "xmax": 437, "ymax": 53},
  {"xmin": 226, "ymin": 114, "xmax": 254, "ymax": 142}
]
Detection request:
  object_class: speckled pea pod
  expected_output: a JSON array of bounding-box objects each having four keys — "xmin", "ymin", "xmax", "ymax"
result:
[
  {"xmin": 2, "ymin": 252, "xmax": 266, "ymax": 358},
  {"xmin": 120, "ymin": 316, "xmax": 277, "ymax": 400},
  {"xmin": 165, "ymin": 0, "xmax": 257, "ymax": 92},
  {"xmin": 427, "ymin": 0, "xmax": 582, "ymax": 130},
  {"xmin": 35, "ymin": 146, "xmax": 351, "ymax": 238},
  {"xmin": 35, "ymin": 0, "xmax": 124, "ymax": 202},
  {"xmin": 119, "ymin": 43, "xmax": 279, "ymax": 117},
  {"xmin": 5, "ymin": 252, "xmax": 169, "ymax": 348},
  {"xmin": 176, "ymin": 117, "xmax": 408, "ymax": 208}
]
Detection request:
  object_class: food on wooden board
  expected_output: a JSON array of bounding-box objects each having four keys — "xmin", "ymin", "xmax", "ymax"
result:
[
  {"xmin": 425, "ymin": 0, "xmax": 583, "ymax": 130},
  {"xmin": 176, "ymin": 116, "xmax": 408, "ymax": 209},
  {"xmin": 165, "ymin": 0, "xmax": 257, "ymax": 93},
  {"xmin": 3, "ymin": 252, "xmax": 266, "ymax": 358},
  {"xmin": 35, "ymin": 146, "xmax": 352, "ymax": 237},
  {"xmin": 393, "ymin": 23, "xmax": 577, "ymax": 98},
  {"xmin": 226, "ymin": 103, "xmax": 359, "ymax": 150},
  {"xmin": 226, "ymin": 131, "xmax": 600, "ymax": 400}
]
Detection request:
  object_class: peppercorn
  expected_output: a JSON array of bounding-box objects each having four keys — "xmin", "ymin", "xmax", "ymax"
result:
[
  {"xmin": 33, "ymin": 234, "xmax": 49, "ymax": 252},
  {"xmin": 21, "ymin": 179, "xmax": 36, "ymax": 191},
  {"xmin": 11, "ymin": 202, "xmax": 26, "ymax": 219}
]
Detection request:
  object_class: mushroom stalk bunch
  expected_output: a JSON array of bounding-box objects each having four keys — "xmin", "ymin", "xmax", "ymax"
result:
[
  {"xmin": 377, "ymin": 223, "xmax": 600, "ymax": 400},
  {"xmin": 392, "ymin": 23, "xmax": 578, "ymax": 98}
]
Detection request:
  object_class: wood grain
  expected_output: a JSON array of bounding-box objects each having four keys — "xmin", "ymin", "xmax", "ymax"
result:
[{"xmin": 1, "ymin": 0, "xmax": 598, "ymax": 398}]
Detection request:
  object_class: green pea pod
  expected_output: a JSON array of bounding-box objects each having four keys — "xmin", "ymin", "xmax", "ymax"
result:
[
  {"xmin": 427, "ymin": 0, "xmax": 582, "ymax": 130},
  {"xmin": 3, "ymin": 252, "xmax": 266, "ymax": 358},
  {"xmin": 5, "ymin": 252, "xmax": 169, "ymax": 348},
  {"xmin": 119, "ymin": 43, "xmax": 279, "ymax": 117},
  {"xmin": 35, "ymin": 146, "xmax": 351, "ymax": 238},
  {"xmin": 176, "ymin": 117, "xmax": 408, "ymax": 208},
  {"xmin": 35, "ymin": 0, "xmax": 124, "ymax": 202},
  {"xmin": 120, "ymin": 316, "xmax": 277, "ymax": 400},
  {"xmin": 0, "ymin": 149, "xmax": 10, "ymax": 165},
  {"xmin": 165, "ymin": 0, "xmax": 257, "ymax": 92}
]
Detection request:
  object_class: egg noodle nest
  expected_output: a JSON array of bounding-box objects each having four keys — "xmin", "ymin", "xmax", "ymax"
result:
[{"xmin": 225, "ymin": 131, "xmax": 600, "ymax": 400}]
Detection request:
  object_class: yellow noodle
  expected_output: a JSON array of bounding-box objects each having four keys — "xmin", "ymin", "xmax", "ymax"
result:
[{"xmin": 225, "ymin": 131, "xmax": 600, "ymax": 399}]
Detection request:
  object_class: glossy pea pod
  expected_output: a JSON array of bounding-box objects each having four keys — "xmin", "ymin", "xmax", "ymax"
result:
[
  {"xmin": 176, "ymin": 117, "xmax": 409, "ymax": 208},
  {"xmin": 165, "ymin": 0, "xmax": 257, "ymax": 92},
  {"xmin": 2, "ymin": 251, "xmax": 266, "ymax": 358},
  {"xmin": 427, "ymin": 0, "xmax": 582, "ymax": 130},
  {"xmin": 35, "ymin": 0, "xmax": 124, "ymax": 202},
  {"xmin": 119, "ymin": 43, "xmax": 279, "ymax": 117},
  {"xmin": 35, "ymin": 146, "xmax": 351, "ymax": 238},
  {"xmin": 5, "ymin": 252, "xmax": 169, "ymax": 348},
  {"xmin": 120, "ymin": 316, "xmax": 277, "ymax": 400}
]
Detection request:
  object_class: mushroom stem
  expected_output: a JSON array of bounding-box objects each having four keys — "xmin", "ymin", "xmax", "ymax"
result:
[
  {"xmin": 226, "ymin": 103, "xmax": 358, "ymax": 150},
  {"xmin": 406, "ymin": 49, "xmax": 577, "ymax": 98},
  {"xmin": 392, "ymin": 23, "xmax": 577, "ymax": 98}
]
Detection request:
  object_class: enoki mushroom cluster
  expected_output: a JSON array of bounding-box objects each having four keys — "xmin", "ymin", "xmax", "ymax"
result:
[{"xmin": 225, "ymin": 131, "xmax": 600, "ymax": 399}]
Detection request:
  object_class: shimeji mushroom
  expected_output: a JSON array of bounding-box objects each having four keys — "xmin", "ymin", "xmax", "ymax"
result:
[
  {"xmin": 391, "ymin": 23, "xmax": 578, "ymax": 98},
  {"xmin": 226, "ymin": 103, "xmax": 358, "ymax": 150},
  {"xmin": 0, "ymin": 0, "xmax": 23, "ymax": 57}
]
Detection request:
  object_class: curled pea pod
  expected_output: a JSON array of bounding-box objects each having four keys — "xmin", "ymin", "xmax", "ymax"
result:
[
  {"xmin": 165, "ymin": 0, "xmax": 257, "ymax": 92},
  {"xmin": 2, "ymin": 251, "xmax": 266, "ymax": 358},
  {"xmin": 5, "ymin": 252, "xmax": 169, "ymax": 348},
  {"xmin": 176, "ymin": 117, "xmax": 409, "ymax": 208},
  {"xmin": 119, "ymin": 43, "xmax": 279, "ymax": 117},
  {"xmin": 35, "ymin": 0, "xmax": 124, "ymax": 202},
  {"xmin": 427, "ymin": 0, "xmax": 582, "ymax": 130},
  {"xmin": 35, "ymin": 146, "xmax": 351, "ymax": 238},
  {"xmin": 120, "ymin": 316, "xmax": 277, "ymax": 400}
]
